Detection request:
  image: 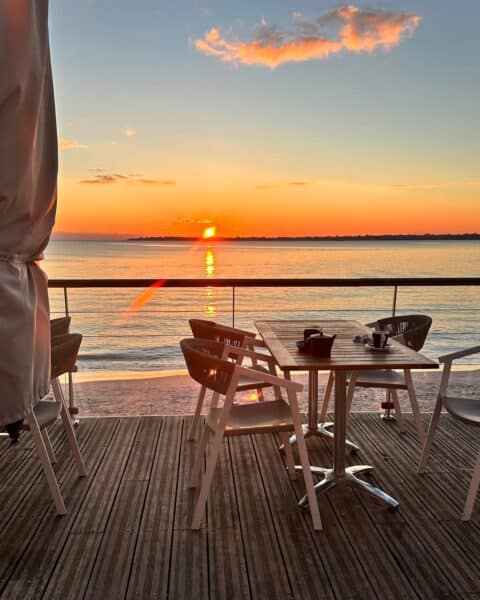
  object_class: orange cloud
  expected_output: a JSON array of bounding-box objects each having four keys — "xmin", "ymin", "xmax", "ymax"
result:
[
  {"xmin": 79, "ymin": 173, "xmax": 176, "ymax": 185},
  {"xmin": 138, "ymin": 179, "xmax": 176, "ymax": 186},
  {"xmin": 256, "ymin": 181, "xmax": 309, "ymax": 190},
  {"xmin": 59, "ymin": 138, "xmax": 88, "ymax": 150},
  {"xmin": 195, "ymin": 5, "xmax": 421, "ymax": 68}
]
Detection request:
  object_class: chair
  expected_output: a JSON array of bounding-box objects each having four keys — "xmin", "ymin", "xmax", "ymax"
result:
[
  {"xmin": 20, "ymin": 333, "xmax": 87, "ymax": 515},
  {"xmin": 50, "ymin": 316, "xmax": 71, "ymax": 337},
  {"xmin": 418, "ymin": 346, "xmax": 480, "ymax": 520},
  {"xmin": 187, "ymin": 319, "xmax": 280, "ymax": 441},
  {"xmin": 180, "ymin": 338, "xmax": 322, "ymax": 531},
  {"xmin": 320, "ymin": 315, "xmax": 432, "ymax": 442}
]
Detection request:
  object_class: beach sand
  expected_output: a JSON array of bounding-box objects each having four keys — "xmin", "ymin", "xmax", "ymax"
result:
[{"xmin": 66, "ymin": 369, "xmax": 479, "ymax": 418}]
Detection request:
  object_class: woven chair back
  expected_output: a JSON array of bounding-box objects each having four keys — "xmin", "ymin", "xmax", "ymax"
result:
[
  {"xmin": 376, "ymin": 314, "xmax": 432, "ymax": 351},
  {"xmin": 180, "ymin": 338, "xmax": 236, "ymax": 395},
  {"xmin": 189, "ymin": 319, "xmax": 255, "ymax": 348},
  {"xmin": 51, "ymin": 333, "xmax": 82, "ymax": 379}
]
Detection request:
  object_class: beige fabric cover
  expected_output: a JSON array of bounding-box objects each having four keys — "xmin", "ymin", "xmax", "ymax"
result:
[{"xmin": 0, "ymin": 1, "xmax": 57, "ymax": 425}]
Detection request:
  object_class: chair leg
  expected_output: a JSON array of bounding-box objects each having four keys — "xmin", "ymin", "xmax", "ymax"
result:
[
  {"xmin": 256, "ymin": 388, "xmax": 265, "ymax": 402},
  {"xmin": 418, "ymin": 396, "xmax": 443, "ymax": 473},
  {"xmin": 293, "ymin": 420, "xmax": 322, "ymax": 531},
  {"xmin": 188, "ymin": 386, "xmax": 206, "ymax": 441},
  {"xmin": 319, "ymin": 371, "xmax": 334, "ymax": 423},
  {"xmin": 42, "ymin": 429, "xmax": 57, "ymax": 464},
  {"xmin": 279, "ymin": 432, "xmax": 296, "ymax": 480},
  {"xmin": 404, "ymin": 369, "xmax": 425, "ymax": 444},
  {"xmin": 462, "ymin": 449, "xmax": 480, "ymax": 521},
  {"xmin": 26, "ymin": 410, "xmax": 66, "ymax": 516},
  {"xmin": 390, "ymin": 389, "xmax": 406, "ymax": 433},
  {"xmin": 191, "ymin": 429, "xmax": 224, "ymax": 529},
  {"xmin": 189, "ymin": 426, "xmax": 211, "ymax": 488},
  {"xmin": 52, "ymin": 378, "xmax": 87, "ymax": 477}
]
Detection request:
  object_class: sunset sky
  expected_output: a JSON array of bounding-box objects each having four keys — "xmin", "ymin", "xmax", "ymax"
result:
[{"xmin": 50, "ymin": 1, "xmax": 479, "ymax": 238}]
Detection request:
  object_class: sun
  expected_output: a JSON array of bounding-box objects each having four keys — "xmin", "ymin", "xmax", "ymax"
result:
[{"xmin": 202, "ymin": 226, "xmax": 217, "ymax": 240}]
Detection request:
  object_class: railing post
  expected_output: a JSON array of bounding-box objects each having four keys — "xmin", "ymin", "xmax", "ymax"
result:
[
  {"xmin": 63, "ymin": 286, "xmax": 70, "ymax": 317},
  {"xmin": 383, "ymin": 284, "xmax": 399, "ymax": 422},
  {"xmin": 392, "ymin": 285, "xmax": 398, "ymax": 317},
  {"xmin": 62, "ymin": 287, "xmax": 78, "ymax": 421},
  {"xmin": 232, "ymin": 286, "xmax": 236, "ymax": 328}
]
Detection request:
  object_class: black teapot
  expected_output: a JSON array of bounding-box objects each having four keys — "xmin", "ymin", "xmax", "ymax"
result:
[{"xmin": 305, "ymin": 332, "xmax": 336, "ymax": 357}]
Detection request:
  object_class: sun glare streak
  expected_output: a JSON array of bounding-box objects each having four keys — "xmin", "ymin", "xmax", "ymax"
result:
[{"xmin": 127, "ymin": 279, "xmax": 167, "ymax": 314}]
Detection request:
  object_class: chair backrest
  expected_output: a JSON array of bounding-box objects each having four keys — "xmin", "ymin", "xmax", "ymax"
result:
[
  {"xmin": 375, "ymin": 314, "xmax": 432, "ymax": 351},
  {"xmin": 51, "ymin": 333, "xmax": 82, "ymax": 379},
  {"xmin": 180, "ymin": 338, "xmax": 236, "ymax": 395},
  {"xmin": 50, "ymin": 316, "xmax": 71, "ymax": 337},
  {"xmin": 189, "ymin": 319, "xmax": 256, "ymax": 348}
]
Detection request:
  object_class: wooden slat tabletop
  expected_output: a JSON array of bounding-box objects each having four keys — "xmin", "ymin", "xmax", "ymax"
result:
[{"xmin": 255, "ymin": 320, "xmax": 439, "ymax": 371}]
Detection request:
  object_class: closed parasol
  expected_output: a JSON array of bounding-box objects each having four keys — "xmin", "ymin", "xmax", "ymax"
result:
[{"xmin": 0, "ymin": 1, "xmax": 57, "ymax": 426}]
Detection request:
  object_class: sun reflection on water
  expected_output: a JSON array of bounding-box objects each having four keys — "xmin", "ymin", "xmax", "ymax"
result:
[{"xmin": 204, "ymin": 246, "xmax": 216, "ymax": 317}]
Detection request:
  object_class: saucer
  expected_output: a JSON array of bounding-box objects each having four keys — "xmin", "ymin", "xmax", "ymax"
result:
[{"xmin": 365, "ymin": 342, "xmax": 391, "ymax": 352}]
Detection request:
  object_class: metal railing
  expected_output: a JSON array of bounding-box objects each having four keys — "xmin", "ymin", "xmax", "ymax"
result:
[
  {"xmin": 47, "ymin": 276, "xmax": 480, "ymax": 414},
  {"xmin": 49, "ymin": 276, "xmax": 480, "ymax": 326}
]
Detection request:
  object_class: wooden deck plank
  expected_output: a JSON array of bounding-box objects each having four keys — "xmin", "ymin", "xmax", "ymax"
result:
[
  {"xmin": 0, "ymin": 413, "xmax": 478, "ymax": 600},
  {"xmin": 41, "ymin": 417, "xmax": 141, "ymax": 600},
  {"xmin": 252, "ymin": 433, "xmax": 344, "ymax": 600},
  {"xmin": 126, "ymin": 416, "xmax": 184, "ymax": 600},
  {"xmin": 0, "ymin": 423, "xmax": 68, "ymax": 533},
  {"xmin": 303, "ymin": 433, "xmax": 419, "ymax": 600},
  {"xmin": 349, "ymin": 414, "xmax": 479, "ymax": 595},
  {"xmin": 84, "ymin": 417, "xmax": 162, "ymax": 599},
  {"xmin": 229, "ymin": 434, "xmax": 293, "ymax": 599},
  {"xmin": 168, "ymin": 416, "xmax": 209, "ymax": 600},
  {"xmin": 0, "ymin": 419, "xmax": 97, "ymax": 594},
  {"xmin": 207, "ymin": 437, "xmax": 250, "ymax": 600},
  {"xmin": 0, "ymin": 418, "xmax": 114, "ymax": 599}
]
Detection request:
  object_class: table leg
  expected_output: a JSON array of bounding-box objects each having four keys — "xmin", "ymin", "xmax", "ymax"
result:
[
  {"xmin": 296, "ymin": 369, "xmax": 399, "ymax": 510},
  {"xmin": 281, "ymin": 369, "xmax": 359, "ymax": 452}
]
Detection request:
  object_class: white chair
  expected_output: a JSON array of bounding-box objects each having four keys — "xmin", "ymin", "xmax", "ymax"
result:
[
  {"xmin": 418, "ymin": 345, "xmax": 480, "ymax": 520},
  {"xmin": 187, "ymin": 319, "xmax": 280, "ymax": 441},
  {"xmin": 22, "ymin": 333, "xmax": 87, "ymax": 515},
  {"xmin": 180, "ymin": 338, "xmax": 322, "ymax": 531},
  {"xmin": 320, "ymin": 315, "xmax": 432, "ymax": 443}
]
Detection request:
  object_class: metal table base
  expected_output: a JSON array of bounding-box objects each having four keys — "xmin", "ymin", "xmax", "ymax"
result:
[
  {"xmin": 296, "ymin": 370, "xmax": 399, "ymax": 510},
  {"xmin": 281, "ymin": 370, "xmax": 359, "ymax": 452}
]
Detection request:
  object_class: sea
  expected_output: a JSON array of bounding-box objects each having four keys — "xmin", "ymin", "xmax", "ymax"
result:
[{"xmin": 43, "ymin": 240, "xmax": 480, "ymax": 377}]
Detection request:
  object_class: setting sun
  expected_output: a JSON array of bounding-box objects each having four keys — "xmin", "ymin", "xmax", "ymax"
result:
[{"xmin": 202, "ymin": 226, "xmax": 217, "ymax": 240}]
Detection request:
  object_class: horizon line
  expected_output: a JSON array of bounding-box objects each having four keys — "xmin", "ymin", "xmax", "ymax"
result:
[{"xmin": 51, "ymin": 233, "xmax": 480, "ymax": 242}]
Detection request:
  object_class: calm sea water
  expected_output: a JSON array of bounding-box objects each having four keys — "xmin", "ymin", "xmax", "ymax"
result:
[{"xmin": 43, "ymin": 240, "xmax": 480, "ymax": 374}]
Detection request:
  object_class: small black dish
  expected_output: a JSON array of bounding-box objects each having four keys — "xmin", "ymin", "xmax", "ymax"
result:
[{"xmin": 296, "ymin": 340, "xmax": 307, "ymax": 352}]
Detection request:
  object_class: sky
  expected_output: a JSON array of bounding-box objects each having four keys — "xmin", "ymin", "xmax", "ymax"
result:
[{"xmin": 49, "ymin": 1, "xmax": 480, "ymax": 238}]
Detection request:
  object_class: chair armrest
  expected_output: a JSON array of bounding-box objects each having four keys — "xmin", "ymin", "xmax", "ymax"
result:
[
  {"xmin": 234, "ymin": 365, "xmax": 303, "ymax": 392},
  {"xmin": 222, "ymin": 343, "xmax": 276, "ymax": 368},
  {"xmin": 438, "ymin": 345, "xmax": 480, "ymax": 363}
]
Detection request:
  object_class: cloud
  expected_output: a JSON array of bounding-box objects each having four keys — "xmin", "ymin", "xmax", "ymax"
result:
[
  {"xmin": 177, "ymin": 217, "xmax": 214, "ymax": 225},
  {"xmin": 80, "ymin": 174, "xmax": 120, "ymax": 184},
  {"xmin": 391, "ymin": 181, "xmax": 480, "ymax": 190},
  {"xmin": 123, "ymin": 128, "xmax": 137, "ymax": 137},
  {"xmin": 79, "ymin": 172, "xmax": 176, "ymax": 186},
  {"xmin": 138, "ymin": 179, "xmax": 176, "ymax": 186},
  {"xmin": 59, "ymin": 138, "xmax": 88, "ymax": 150},
  {"xmin": 256, "ymin": 181, "xmax": 310, "ymax": 190},
  {"xmin": 195, "ymin": 5, "xmax": 421, "ymax": 68}
]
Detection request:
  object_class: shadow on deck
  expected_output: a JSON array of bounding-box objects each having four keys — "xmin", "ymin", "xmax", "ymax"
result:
[{"xmin": 0, "ymin": 413, "xmax": 479, "ymax": 599}]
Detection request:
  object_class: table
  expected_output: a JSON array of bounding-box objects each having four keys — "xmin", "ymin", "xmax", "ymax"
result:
[{"xmin": 255, "ymin": 320, "xmax": 438, "ymax": 507}]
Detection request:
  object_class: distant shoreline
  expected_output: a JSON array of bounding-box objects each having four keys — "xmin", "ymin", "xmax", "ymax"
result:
[{"xmin": 128, "ymin": 233, "xmax": 479, "ymax": 242}]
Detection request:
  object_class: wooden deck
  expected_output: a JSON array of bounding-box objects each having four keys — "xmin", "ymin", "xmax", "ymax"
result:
[{"xmin": 0, "ymin": 413, "xmax": 479, "ymax": 599}]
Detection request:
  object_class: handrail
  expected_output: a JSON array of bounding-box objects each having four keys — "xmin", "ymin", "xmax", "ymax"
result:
[{"xmin": 48, "ymin": 277, "xmax": 480, "ymax": 288}]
